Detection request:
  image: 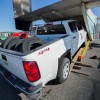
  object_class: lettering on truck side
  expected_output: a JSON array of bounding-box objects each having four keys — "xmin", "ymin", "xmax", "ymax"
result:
[{"xmin": 38, "ymin": 48, "xmax": 50, "ymax": 55}]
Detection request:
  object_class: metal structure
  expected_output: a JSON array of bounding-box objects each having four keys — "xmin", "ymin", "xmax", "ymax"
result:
[
  {"xmin": 13, "ymin": 0, "xmax": 100, "ymax": 39},
  {"xmin": 97, "ymin": 17, "xmax": 100, "ymax": 20},
  {"xmin": 13, "ymin": 0, "xmax": 32, "ymax": 30},
  {"xmin": 95, "ymin": 23, "xmax": 100, "ymax": 39},
  {"xmin": 15, "ymin": 0, "xmax": 100, "ymax": 22},
  {"xmin": 13, "ymin": 0, "xmax": 32, "ymax": 18}
]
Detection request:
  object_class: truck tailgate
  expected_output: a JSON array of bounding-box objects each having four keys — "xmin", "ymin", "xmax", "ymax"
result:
[{"xmin": 0, "ymin": 48, "xmax": 28, "ymax": 83}]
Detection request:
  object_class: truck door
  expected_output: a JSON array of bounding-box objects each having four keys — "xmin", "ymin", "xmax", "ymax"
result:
[
  {"xmin": 68, "ymin": 22, "xmax": 79, "ymax": 55},
  {"xmin": 75, "ymin": 22, "xmax": 86, "ymax": 47}
]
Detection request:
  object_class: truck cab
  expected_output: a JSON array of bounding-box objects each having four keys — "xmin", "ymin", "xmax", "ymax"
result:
[{"xmin": 36, "ymin": 20, "xmax": 87, "ymax": 55}]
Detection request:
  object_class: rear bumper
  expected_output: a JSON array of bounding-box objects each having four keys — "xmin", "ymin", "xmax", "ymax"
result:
[{"xmin": 0, "ymin": 65, "xmax": 42, "ymax": 100}]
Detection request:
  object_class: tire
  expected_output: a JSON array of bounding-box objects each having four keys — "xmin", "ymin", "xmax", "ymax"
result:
[
  {"xmin": 14, "ymin": 39, "xmax": 25, "ymax": 52},
  {"xmin": 82, "ymin": 39, "xmax": 87, "ymax": 47},
  {"xmin": 7, "ymin": 38, "xmax": 20, "ymax": 50},
  {"xmin": 82, "ymin": 36, "xmax": 87, "ymax": 47},
  {"xmin": 57, "ymin": 58, "xmax": 70, "ymax": 84},
  {"xmin": 1, "ymin": 37, "xmax": 19, "ymax": 49},
  {"xmin": 20, "ymin": 37, "xmax": 46, "ymax": 53}
]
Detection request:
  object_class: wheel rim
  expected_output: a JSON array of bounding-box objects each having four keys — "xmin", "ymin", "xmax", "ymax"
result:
[{"xmin": 63, "ymin": 63, "xmax": 69, "ymax": 79}]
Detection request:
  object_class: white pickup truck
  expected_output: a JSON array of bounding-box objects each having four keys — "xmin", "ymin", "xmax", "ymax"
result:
[{"xmin": 0, "ymin": 20, "xmax": 87, "ymax": 99}]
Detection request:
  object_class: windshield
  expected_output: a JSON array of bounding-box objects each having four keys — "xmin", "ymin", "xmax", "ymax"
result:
[{"xmin": 37, "ymin": 24, "xmax": 66, "ymax": 35}]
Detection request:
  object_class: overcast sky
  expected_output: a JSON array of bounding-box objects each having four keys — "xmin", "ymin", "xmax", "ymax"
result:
[{"xmin": 0, "ymin": 0, "xmax": 100, "ymax": 32}]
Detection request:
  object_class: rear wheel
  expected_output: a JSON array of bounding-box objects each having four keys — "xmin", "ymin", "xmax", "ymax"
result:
[
  {"xmin": 57, "ymin": 58, "xmax": 70, "ymax": 84},
  {"xmin": 82, "ymin": 38, "xmax": 87, "ymax": 47}
]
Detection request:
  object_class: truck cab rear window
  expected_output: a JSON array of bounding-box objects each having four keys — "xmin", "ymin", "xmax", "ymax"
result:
[{"xmin": 37, "ymin": 24, "xmax": 66, "ymax": 35}]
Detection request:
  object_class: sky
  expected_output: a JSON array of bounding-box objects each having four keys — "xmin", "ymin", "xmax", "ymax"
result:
[
  {"xmin": 0, "ymin": 0, "xmax": 100, "ymax": 32},
  {"xmin": 92, "ymin": 7, "xmax": 100, "ymax": 17}
]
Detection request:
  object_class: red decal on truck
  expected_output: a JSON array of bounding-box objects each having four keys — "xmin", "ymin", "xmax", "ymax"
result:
[{"xmin": 38, "ymin": 48, "xmax": 50, "ymax": 55}]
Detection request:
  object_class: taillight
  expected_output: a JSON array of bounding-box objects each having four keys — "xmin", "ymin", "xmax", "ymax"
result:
[{"xmin": 23, "ymin": 61, "xmax": 41, "ymax": 82}]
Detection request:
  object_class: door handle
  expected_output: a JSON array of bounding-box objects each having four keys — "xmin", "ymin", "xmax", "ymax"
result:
[
  {"xmin": 1, "ymin": 55, "xmax": 7, "ymax": 61},
  {"xmin": 73, "ymin": 36, "xmax": 76, "ymax": 39}
]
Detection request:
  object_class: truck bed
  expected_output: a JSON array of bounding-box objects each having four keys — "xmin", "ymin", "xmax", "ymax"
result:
[{"xmin": 0, "ymin": 36, "xmax": 71, "ymax": 86}]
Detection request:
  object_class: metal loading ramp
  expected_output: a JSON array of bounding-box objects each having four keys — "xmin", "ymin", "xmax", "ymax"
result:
[{"xmin": 14, "ymin": 0, "xmax": 100, "ymax": 40}]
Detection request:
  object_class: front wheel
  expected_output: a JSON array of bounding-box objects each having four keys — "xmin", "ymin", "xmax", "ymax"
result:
[
  {"xmin": 82, "ymin": 37, "xmax": 87, "ymax": 47},
  {"xmin": 57, "ymin": 58, "xmax": 70, "ymax": 84}
]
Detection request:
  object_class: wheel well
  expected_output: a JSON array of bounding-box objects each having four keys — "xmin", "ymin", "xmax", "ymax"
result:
[
  {"xmin": 57, "ymin": 50, "xmax": 71, "ymax": 78},
  {"xmin": 65, "ymin": 51, "xmax": 71, "ymax": 63},
  {"xmin": 60, "ymin": 49, "xmax": 71, "ymax": 63},
  {"xmin": 58, "ymin": 49, "xmax": 71, "ymax": 72}
]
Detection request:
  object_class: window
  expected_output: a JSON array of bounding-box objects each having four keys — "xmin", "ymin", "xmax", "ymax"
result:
[
  {"xmin": 75, "ymin": 22, "xmax": 83, "ymax": 30},
  {"xmin": 37, "ymin": 24, "xmax": 66, "ymax": 35},
  {"xmin": 68, "ymin": 22, "xmax": 77, "ymax": 33}
]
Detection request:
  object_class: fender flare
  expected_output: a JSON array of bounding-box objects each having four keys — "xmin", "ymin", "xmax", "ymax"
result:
[{"xmin": 56, "ymin": 49, "xmax": 71, "ymax": 78}]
